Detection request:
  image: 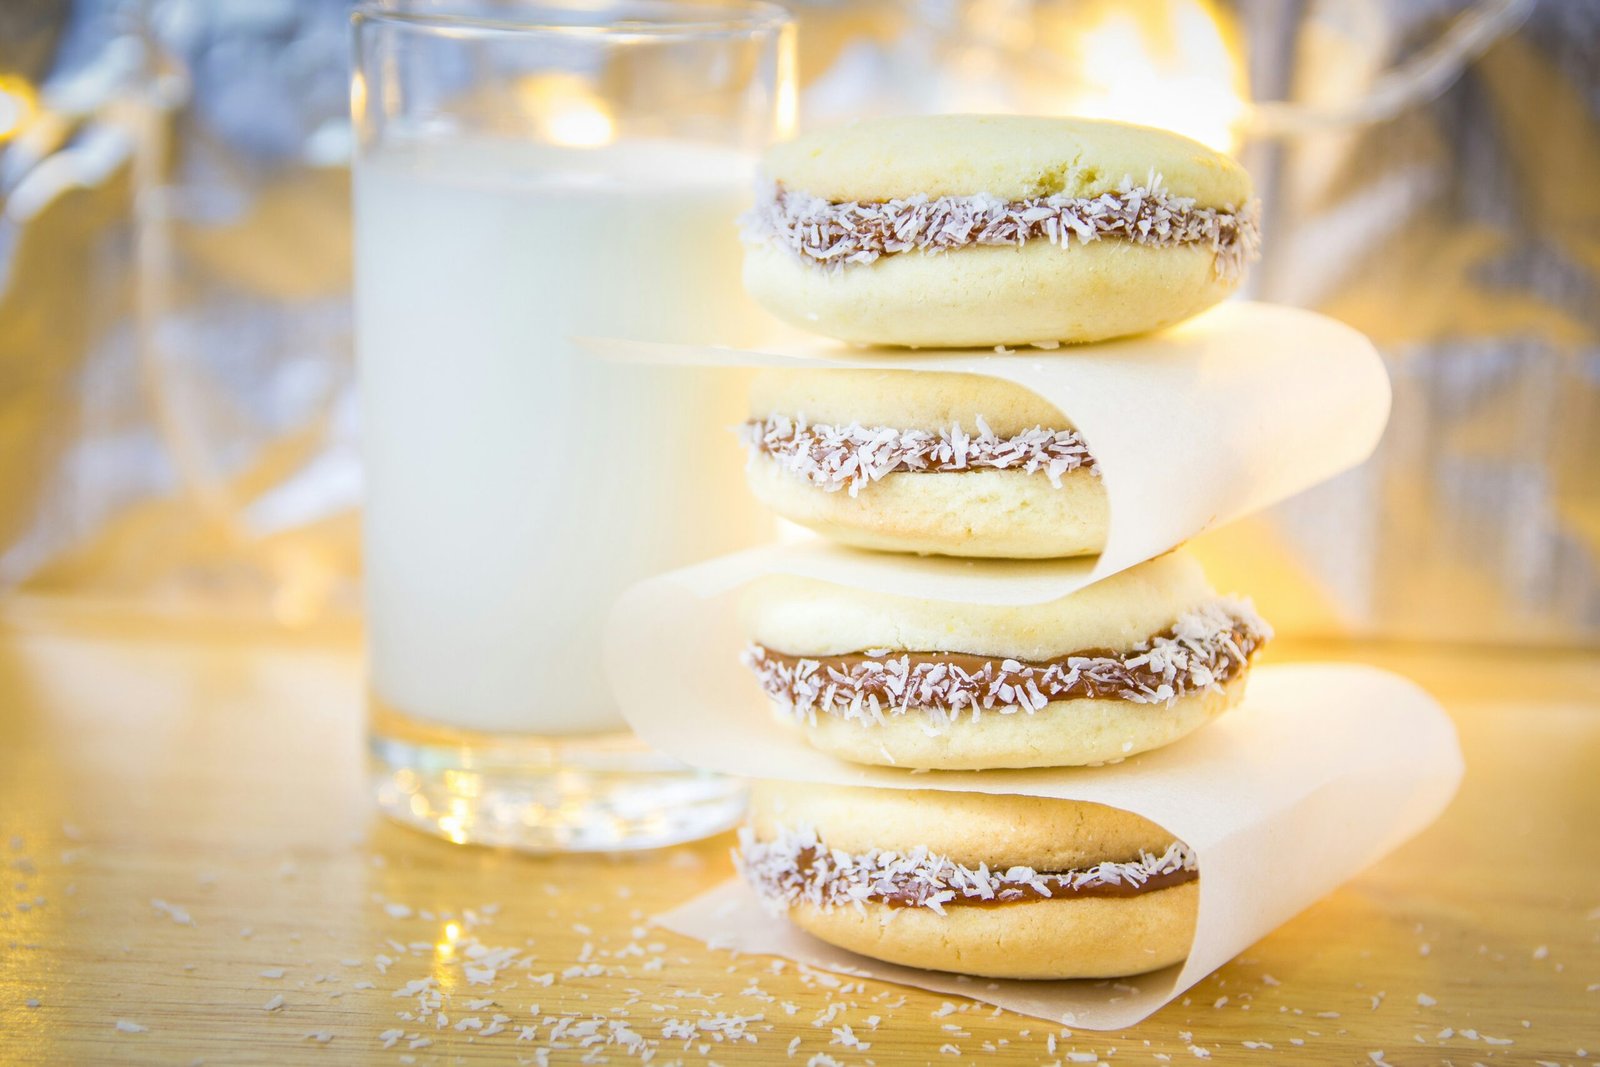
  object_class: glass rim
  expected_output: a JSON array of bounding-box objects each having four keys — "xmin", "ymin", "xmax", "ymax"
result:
[{"xmin": 352, "ymin": 0, "xmax": 792, "ymax": 39}]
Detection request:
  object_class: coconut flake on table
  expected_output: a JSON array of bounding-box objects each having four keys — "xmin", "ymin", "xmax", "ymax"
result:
[{"xmin": 150, "ymin": 898, "xmax": 194, "ymax": 925}]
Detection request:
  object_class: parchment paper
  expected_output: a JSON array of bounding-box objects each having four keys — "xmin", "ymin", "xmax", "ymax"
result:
[
  {"xmin": 647, "ymin": 664, "xmax": 1463, "ymax": 1030},
  {"xmin": 593, "ymin": 300, "xmax": 1439, "ymax": 1027},
  {"xmin": 580, "ymin": 301, "xmax": 1390, "ymax": 602}
]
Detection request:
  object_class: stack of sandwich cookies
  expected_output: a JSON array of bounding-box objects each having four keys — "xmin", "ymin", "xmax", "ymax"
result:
[{"xmin": 724, "ymin": 114, "xmax": 1270, "ymax": 982}]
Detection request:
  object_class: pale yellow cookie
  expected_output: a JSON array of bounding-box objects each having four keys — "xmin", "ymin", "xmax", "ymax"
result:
[
  {"xmin": 741, "ymin": 783, "xmax": 1199, "ymax": 979},
  {"xmin": 742, "ymin": 367, "xmax": 1108, "ymax": 559},
  {"xmin": 743, "ymin": 115, "xmax": 1258, "ymax": 347},
  {"xmin": 740, "ymin": 552, "xmax": 1270, "ymax": 769}
]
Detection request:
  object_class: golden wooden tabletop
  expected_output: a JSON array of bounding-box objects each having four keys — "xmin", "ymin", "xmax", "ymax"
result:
[{"xmin": 1, "ymin": 599, "xmax": 1596, "ymax": 1065}]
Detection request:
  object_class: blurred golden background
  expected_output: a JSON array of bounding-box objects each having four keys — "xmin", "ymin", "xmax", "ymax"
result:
[{"xmin": 1, "ymin": 0, "xmax": 1595, "ymax": 645}]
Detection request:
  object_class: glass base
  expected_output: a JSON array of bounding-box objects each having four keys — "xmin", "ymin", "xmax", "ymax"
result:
[{"xmin": 369, "ymin": 701, "xmax": 746, "ymax": 853}]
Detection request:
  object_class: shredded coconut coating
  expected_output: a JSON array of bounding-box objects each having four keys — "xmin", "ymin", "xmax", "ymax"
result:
[
  {"xmin": 737, "ymin": 824, "xmax": 1198, "ymax": 915},
  {"xmin": 738, "ymin": 415, "xmax": 1096, "ymax": 497},
  {"xmin": 743, "ymin": 597, "xmax": 1271, "ymax": 726},
  {"xmin": 744, "ymin": 177, "xmax": 1262, "ymax": 281}
]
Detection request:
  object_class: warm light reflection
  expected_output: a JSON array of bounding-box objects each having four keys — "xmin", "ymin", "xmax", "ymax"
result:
[
  {"xmin": 436, "ymin": 921, "xmax": 462, "ymax": 957},
  {"xmin": 1048, "ymin": 0, "xmax": 1247, "ymax": 153},
  {"xmin": 775, "ymin": 33, "xmax": 799, "ymax": 140},
  {"xmin": 349, "ymin": 70, "xmax": 368, "ymax": 130},
  {"xmin": 0, "ymin": 74, "xmax": 38, "ymax": 143},
  {"xmin": 517, "ymin": 73, "xmax": 615, "ymax": 147}
]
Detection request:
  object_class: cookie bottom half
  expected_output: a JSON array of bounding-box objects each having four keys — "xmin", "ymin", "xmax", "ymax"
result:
[
  {"xmin": 744, "ymin": 239, "xmax": 1234, "ymax": 348},
  {"xmin": 789, "ymin": 880, "xmax": 1199, "ymax": 980},
  {"xmin": 787, "ymin": 673, "xmax": 1246, "ymax": 770},
  {"xmin": 745, "ymin": 456, "xmax": 1109, "ymax": 559}
]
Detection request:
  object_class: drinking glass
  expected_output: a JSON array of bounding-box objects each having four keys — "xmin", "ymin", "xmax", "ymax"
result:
[{"xmin": 351, "ymin": 0, "xmax": 793, "ymax": 850}]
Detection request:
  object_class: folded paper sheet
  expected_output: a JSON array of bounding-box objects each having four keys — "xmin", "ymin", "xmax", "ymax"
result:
[
  {"xmin": 581, "ymin": 301, "xmax": 1390, "ymax": 601},
  {"xmin": 644, "ymin": 664, "xmax": 1463, "ymax": 1029}
]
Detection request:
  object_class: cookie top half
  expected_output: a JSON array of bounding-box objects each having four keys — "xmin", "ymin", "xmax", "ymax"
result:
[
  {"xmin": 749, "ymin": 781, "xmax": 1177, "ymax": 871},
  {"xmin": 741, "ymin": 551, "xmax": 1218, "ymax": 660},
  {"xmin": 764, "ymin": 114, "xmax": 1252, "ymax": 208}
]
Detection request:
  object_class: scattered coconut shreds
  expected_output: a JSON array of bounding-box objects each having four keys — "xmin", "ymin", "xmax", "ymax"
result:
[
  {"xmin": 393, "ymin": 977, "xmax": 436, "ymax": 999},
  {"xmin": 262, "ymin": 995, "xmax": 285, "ymax": 1012},
  {"xmin": 740, "ymin": 414, "xmax": 1095, "ymax": 497},
  {"xmin": 744, "ymin": 597, "xmax": 1270, "ymax": 726},
  {"xmin": 830, "ymin": 1023, "xmax": 869, "ymax": 1050},
  {"xmin": 744, "ymin": 178, "xmax": 1262, "ymax": 282},
  {"xmin": 151, "ymin": 899, "xmax": 194, "ymax": 926},
  {"xmin": 737, "ymin": 824, "xmax": 1196, "ymax": 914},
  {"xmin": 115, "ymin": 1020, "xmax": 148, "ymax": 1034}
]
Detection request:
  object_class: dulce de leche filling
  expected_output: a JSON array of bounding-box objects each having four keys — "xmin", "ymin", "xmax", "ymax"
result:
[
  {"xmin": 743, "ymin": 597, "xmax": 1270, "ymax": 725},
  {"xmin": 743, "ymin": 181, "xmax": 1262, "ymax": 281},
  {"xmin": 738, "ymin": 825, "xmax": 1198, "ymax": 914},
  {"xmin": 739, "ymin": 415, "xmax": 1096, "ymax": 498}
]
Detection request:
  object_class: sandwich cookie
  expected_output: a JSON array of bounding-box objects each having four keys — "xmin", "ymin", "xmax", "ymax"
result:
[
  {"xmin": 741, "ymin": 552, "xmax": 1270, "ymax": 770},
  {"xmin": 740, "ymin": 367, "xmax": 1106, "ymax": 559},
  {"xmin": 738, "ymin": 782, "xmax": 1199, "ymax": 980},
  {"xmin": 742, "ymin": 114, "xmax": 1260, "ymax": 348}
]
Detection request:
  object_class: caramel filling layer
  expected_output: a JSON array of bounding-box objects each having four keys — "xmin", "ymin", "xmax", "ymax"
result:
[
  {"xmin": 739, "ymin": 416, "xmax": 1095, "ymax": 498},
  {"xmin": 744, "ymin": 181, "xmax": 1261, "ymax": 280},
  {"xmin": 738, "ymin": 825, "xmax": 1198, "ymax": 914},
  {"xmin": 744, "ymin": 598, "xmax": 1270, "ymax": 724}
]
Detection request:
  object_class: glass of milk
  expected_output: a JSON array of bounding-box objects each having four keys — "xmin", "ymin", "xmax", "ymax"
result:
[{"xmin": 352, "ymin": 1, "xmax": 792, "ymax": 850}]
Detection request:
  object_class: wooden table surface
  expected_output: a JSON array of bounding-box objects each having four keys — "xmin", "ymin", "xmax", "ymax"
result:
[{"xmin": 1, "ymin": 599, "xmax": 1596, "ymax": 1066}]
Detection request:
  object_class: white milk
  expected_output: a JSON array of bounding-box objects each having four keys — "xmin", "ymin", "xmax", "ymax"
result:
[{"xmin": 356, "ymin": 139, "xmax": 772, "ymax": 735}]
